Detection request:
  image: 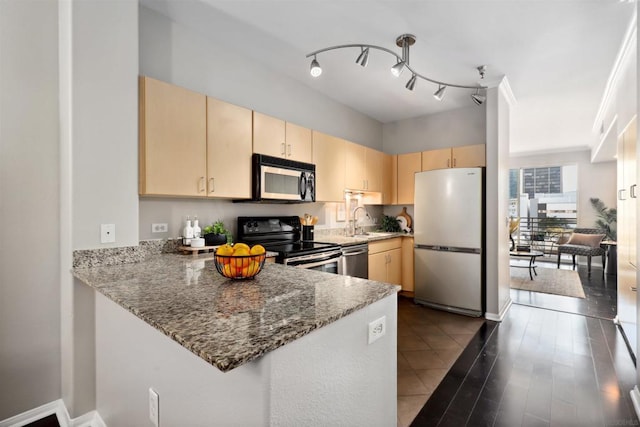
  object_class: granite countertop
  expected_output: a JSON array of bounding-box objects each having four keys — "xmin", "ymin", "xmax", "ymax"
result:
[
  {"xmin": 318, "ymin": 232, "xmax": 413, "ymax": 246},
  {"xmin": 72, "ymin": 254, "xmax": 399, "ymax": 372}
]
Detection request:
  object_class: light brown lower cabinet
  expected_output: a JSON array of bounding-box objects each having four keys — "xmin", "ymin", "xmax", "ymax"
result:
[{"xmin": 368, "ymin": 238, "xmax": 402, "ymax": 285}]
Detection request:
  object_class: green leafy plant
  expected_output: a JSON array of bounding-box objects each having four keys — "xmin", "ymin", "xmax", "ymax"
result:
[
  {"xmin": 590, "ymin": 197, "xmax": 616, "ymax": 241},
  {"xmin": 203, "ymin": 220, "xmax": 233, "ymax": 244},
  {"xmin": 380, "ymin": 215, "xmax": 402, "ymax": 232}
]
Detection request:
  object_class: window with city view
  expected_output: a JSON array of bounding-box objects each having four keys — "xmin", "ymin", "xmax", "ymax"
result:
[{"xmin": 509, "ymin": 165, "xmax": 578, "ymax": 252}]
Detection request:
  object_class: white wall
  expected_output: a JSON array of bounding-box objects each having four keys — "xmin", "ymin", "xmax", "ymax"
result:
[
  {"xmin": 140, "ymin": 6, "xmax": 382, "ymax": 150},
  {"xmin": 95, "ymin": 290, "xmax": 397, "ymax": 426},
  {"xmin": 485, "ymin": 82, "xmax": 513, "ymax": 320},
  {"xmin": 0, "ymin": 0, "xmax": 61, "ymax": 419},
  {"xmin": 382, "ymin": 105, "xmax": 486, "ymax": 154},
  {"xmin": 509, "ymin": 150, "xmax": 617, "ymax": 229}
]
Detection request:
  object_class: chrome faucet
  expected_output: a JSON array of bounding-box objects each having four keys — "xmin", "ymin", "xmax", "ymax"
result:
[{"xmin": 350, "ymin": 206, "xmax": 370, "ymax": 236}]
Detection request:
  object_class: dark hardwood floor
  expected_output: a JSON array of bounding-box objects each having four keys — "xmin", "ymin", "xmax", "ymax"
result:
[
  {"xmin": 510, "ymin": 260, "xmax": 617, "ymax": 320},
  {"xmin": 411, "ymin": 263, "xmax": 639, "ymax": 427}
]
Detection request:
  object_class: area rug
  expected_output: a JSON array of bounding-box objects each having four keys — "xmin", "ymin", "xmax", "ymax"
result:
[{"xmin": 510, "ymin": 267, "xmax": 586, "ymax": 298}]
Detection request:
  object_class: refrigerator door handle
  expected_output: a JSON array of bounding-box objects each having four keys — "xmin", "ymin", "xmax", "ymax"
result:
[{"xmin": 415, "ymin": 244, "xmax": 481, "ymax": 254}]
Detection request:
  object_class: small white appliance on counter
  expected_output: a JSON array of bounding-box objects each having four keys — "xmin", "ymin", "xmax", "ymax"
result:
[{"xmin": 413, "ymin": 168, "xmax": 484, "ymax": 317}]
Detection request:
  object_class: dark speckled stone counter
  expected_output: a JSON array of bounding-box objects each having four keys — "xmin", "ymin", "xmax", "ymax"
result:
[{"xmin": 72, "ymin": 254, "xmax": 399, "ymax": 372}]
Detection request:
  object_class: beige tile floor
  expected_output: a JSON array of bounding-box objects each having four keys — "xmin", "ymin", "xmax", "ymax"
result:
[{"xmin": 396, "ymin": 296, "xmax": 485, "ymax": 427}]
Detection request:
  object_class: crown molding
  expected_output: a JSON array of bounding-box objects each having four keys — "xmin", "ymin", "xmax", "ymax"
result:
[{"xmin": 592, "ymin": 13, "xmax": 637, "ymax": 133}]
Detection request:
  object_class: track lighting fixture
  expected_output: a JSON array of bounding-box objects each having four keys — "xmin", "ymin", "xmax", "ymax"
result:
[
  {"xmin": 310, "ymin": 56, "xmax": 322, "ymax": 77},
  {"xmin": 306, "ymin": 34, "xmax": 487, "ymax": 105},
  {"xmin": 355, "ymin": 47, "xmax": 369, "ymax": 67},
  {"xmin": 406, "ymin": 74, "xmax": 417, "ymax": 91},
  {"xmin": 470, "ymin": 88, "xmax": 486, "ymax": 105},
  {"xmin": 433, "ymin": 85, "xmax": 446, "ymax": 101},
  {"xmin": 391, "ymin": 61, "xmax": 406, "ymax": 78}
]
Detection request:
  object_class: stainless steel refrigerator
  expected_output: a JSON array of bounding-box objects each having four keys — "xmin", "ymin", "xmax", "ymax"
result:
[{"xmin": 413, "ymin": 168, "xmax": 484, "ymax": 317}]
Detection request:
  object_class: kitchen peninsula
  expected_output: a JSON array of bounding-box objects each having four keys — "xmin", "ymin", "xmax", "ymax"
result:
[{"xmin": 72, "ymin": 252, "xmax": 399, "ymax": 426}]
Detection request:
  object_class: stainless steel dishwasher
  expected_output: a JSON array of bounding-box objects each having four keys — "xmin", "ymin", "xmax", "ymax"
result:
[{"xmin": 338, "ymin": 243, "xmax": 369, "ymax": 279}]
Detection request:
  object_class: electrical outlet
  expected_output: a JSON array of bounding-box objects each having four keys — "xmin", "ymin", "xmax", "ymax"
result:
[
  {"xmin": 100, "ymin": 224, "xmax": 115, "ymax": 243},
  {"xmin": 149, "ymin": 388, "xmax": 159, "ymax": 427},
  {"xmin": 152, "ymin": 223, "xmax": 168, "ymax": 233},
  {"xmin": 368, "ymin": 316, "xmax": 386, "ymax": 344}
]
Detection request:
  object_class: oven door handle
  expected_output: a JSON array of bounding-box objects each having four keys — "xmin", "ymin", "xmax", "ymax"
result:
[
  {"xmin": 342, "ymin": 249, "xmax": 368, "ymax": 257},
  {"xmin": 285, "ymin": 251, "xmax": 342, "ymax": 268},
  {"xmin": 289, "ymin": 257, "xmax": 339, "ymax": 269}
]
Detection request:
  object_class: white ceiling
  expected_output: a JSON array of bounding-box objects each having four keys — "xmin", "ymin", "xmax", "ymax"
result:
[{"xmin": 142, "ymin": 0, "xmax": 636, "ymax": 156}]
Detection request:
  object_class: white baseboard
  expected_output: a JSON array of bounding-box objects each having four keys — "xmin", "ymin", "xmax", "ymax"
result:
[
  {"xmin": 630, "ymin": 386, "xmax": 640, "ymax": 421},
  {"xmin": 0, "ymin": 399, "xmax": 105, "ymax": 427},
  {"xmin": 485, "ymin": 298, "xmax": 512, "ymax": 322}
]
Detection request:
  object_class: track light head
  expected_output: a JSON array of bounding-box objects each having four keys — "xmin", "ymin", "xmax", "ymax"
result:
[
  {"xmin": 471, "ymin": 89, "xmax": 486, "ymax": 105},
  {"xmin": 405, "ymin": 74, "xmax": 417, "ymax": 91},
  {"xmin": 310, "ymin": 56, "xmax": 322, "ymax": 77},
  {"xmin": 355, "ymin": 47, "xmax": 369, "ymax": 67},
  {"xmin": 391, "ymin": 61, "xmax": 405, "ymax": 77},
  {"xmin": 433, "ymin": 85, "xmax": 446, "ymax": 101}
]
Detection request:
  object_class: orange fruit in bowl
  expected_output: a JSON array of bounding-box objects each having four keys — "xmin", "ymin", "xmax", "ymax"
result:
[
  {"xmin": 246, "ymin": 260, "xmax": 259, "ymax": 275},
  {"xmin": 216, "ymin": 244, "xmax": 234, "ymax": 264},
  {"xmin": 222, "ymin": 263, "xmax": 235, "ymax": 278},
  {"xmin": 250, "ymin": 244, "xmax": 266, "ymax": 255},
  {"xmin": 232, "ymin": 247, "xmax": 251, "ymax": 268},
  {"xmin": 232, "ymin": 243, "xmax": 250, "ymax": 253}
]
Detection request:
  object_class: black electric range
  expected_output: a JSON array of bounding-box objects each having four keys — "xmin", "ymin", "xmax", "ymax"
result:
[{"xmin": 237, "ymin": 216, "xmax": 342, "ymax": 272}]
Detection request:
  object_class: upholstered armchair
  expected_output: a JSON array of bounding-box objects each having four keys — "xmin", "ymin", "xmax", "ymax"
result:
[{"xmin": 556, "ymin": 228, "xmax": 606, "ymax": 274}]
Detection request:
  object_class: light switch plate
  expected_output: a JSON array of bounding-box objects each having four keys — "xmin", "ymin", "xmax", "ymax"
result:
[{"xmin": 100, "ymin": 224, "xmax": 115, "ymax": 243}]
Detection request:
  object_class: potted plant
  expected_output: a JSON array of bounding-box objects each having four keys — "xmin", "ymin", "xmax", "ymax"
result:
[
  {"xmin": 589, "ymin": 197, "xmax": 617, "ymax": 241},
  {"xmin": 203, "ymin": 220, "xmax": 232, "ymax": 246}
]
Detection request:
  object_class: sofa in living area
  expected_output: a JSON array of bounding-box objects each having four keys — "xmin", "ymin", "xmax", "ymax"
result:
[{"xmin": 556, "ymin": 228, "xmax": 607, "ymax": 274}]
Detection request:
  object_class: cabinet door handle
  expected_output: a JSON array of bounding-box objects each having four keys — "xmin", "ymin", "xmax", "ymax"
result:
[
  {"xmin": 453, "ymin": 158, "xmax": 457, "ymax": 167},
  {"xmin": 199, "ymin": 177, "xmax": 205, "ymax": 193},
  {"xmin": 287, "ymin": 144, "xmax": 292, "ymax": 157},
  {"xmin": 619, "ymin": 189, "xmax": 627, "ymax": 200},
  {"xmin": 631, "ymin": 184, "xmax": 637, "ymax": 198},
  {"xmin": 281, "ymin": 143, "xmax": 286, "ymax": 156},
  {"xmin": 209, "ymin": 178, "xmax": 215, "ymax": 193},
  {"xmin": 447, "ymin": 158, "xmax": 450, "ymax": 168}
]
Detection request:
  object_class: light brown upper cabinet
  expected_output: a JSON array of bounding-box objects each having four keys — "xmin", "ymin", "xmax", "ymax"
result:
[
  {"xmin": 139, "ymin": 76, "xmax": 207, "ymax": 197},
  {"xmin": 365, "ymin": 148, "xmax": 384, "ymax": 193},
  {"xmin": 397, "ymin": 152, "xmax": 422, "ymax": 205},
  {"xmin": 388, "ymin": 155, "xmax": 399, "ymax": 205},
  {"xmin": 139, "ymin": 76, "xmax": 252, "ymax": 199},
  {"xmin": 344, "ymin": 141, "xmax": 386, "ymax": 192},
  {"xmin": 344, "ymin": 141, "xmax": 367, "ymax": 190},
  {"xmin": 312, "ymin": 131, "xmax": 345, "ymax": 202},
  {"xmin": 382, "ymin": 153, "xmax": 395, "ymax": 205},
  {"xmin": 206, "ymin": 97, "xmax": 253, "ymax": 198},
  {"xmin": 422, "ymin": 144, "xmax": 486, "ymax": 171},
  {"xmin": 253, "ymin": 112, "xmax": 312, "ymax": 163}
]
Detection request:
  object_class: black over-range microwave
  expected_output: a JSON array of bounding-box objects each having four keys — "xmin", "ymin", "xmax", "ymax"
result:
[{"xmin": 251, "ymin": 153, "xmax": 315, "ymax": 203}]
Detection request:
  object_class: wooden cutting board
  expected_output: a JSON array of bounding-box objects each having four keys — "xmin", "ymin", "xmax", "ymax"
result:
[{"xmin": 397, "ymin": 207, "xmax": 412, "ymax": 229}]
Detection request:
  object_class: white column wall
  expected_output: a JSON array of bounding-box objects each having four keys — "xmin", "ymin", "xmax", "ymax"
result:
[
  {"xmin": 71, "ymin": 0, "xmax": 139, "ymax": 250},
  {"xmin": 484, "ymin": 82, "xmax": 513, "ymax": 321},
  {"xmin": 0, "ymin": 0, "xmax": 61, "ymax": 419}
]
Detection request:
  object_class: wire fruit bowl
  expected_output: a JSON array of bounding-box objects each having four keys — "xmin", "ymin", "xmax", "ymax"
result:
[{"xmin": 214, "ymin": 254, "xmax": 266, "ymax": 280}]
